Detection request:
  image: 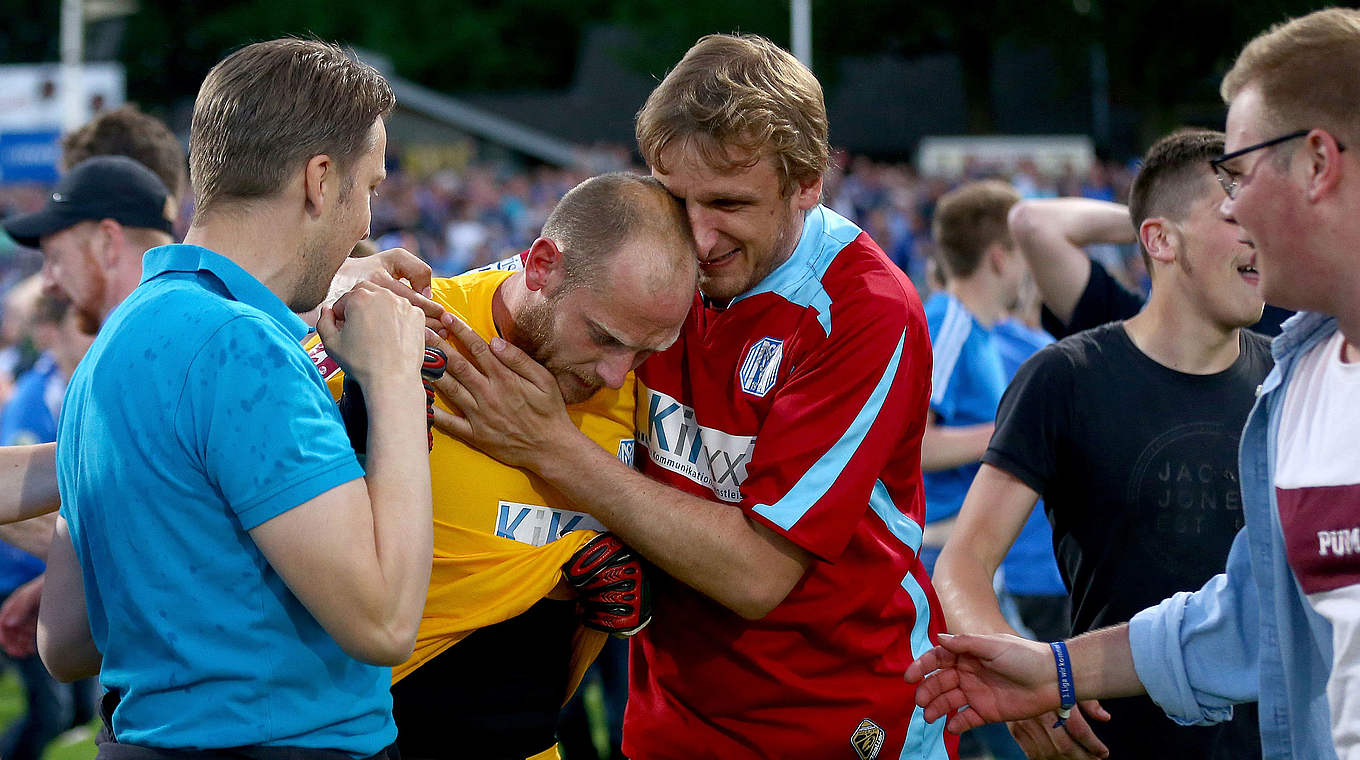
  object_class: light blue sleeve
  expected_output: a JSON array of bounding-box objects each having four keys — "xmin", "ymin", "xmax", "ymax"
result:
[
  {"xmin": 178, "ymin": 315, "xmax": 364, "ymax": 530},
  {"xmin": 1128, "ymin": 527, "xmax": 1261, "ymax": 725}
]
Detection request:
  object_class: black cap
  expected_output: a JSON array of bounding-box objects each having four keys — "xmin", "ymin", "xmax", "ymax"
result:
[{"xmin": 2, "ymin": 155, "xmax": 173, "ymax": 249}]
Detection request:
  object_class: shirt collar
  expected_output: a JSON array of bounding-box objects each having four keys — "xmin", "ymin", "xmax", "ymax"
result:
[
  {"xmin": 140, "ymin": 244, "xmax": 310, "ymax": 341},
  {"xmin": 1271, "ymin": 311, "xmax": 1336, "ymax": 363}
]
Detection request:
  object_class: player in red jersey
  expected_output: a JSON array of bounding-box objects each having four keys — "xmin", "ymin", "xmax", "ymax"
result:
[{"xmin": 428, "ymin": 34, "xmax": 953, "ymax": 760}]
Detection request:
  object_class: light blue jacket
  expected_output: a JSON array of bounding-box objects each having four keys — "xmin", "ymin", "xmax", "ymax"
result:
[{"xmin": 1129, "ymin": 311, "xmax": 1339, "ymax": 760}]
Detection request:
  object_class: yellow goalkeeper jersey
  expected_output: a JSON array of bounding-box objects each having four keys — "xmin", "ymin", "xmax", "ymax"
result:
[{"xmin": 305, "ymin": 268, "xmax": 635, "ymax": 691}]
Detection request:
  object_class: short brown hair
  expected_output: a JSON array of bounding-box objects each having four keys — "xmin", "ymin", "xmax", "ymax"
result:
[
  {"xmin": 189, "ymin": 38, "xmax": 394, "ymax": 219},
  {"xmin": 542, "ymin": 172, "xmax": 695, "ymax": 292},
  {"xmin": 61, "ymin": 104, "xmax": 186, "ymax": 201},
  {"xmin": 932, "ymin": 180, "xmax": 1020, "ymax": 279},
  {"xmin": 1127, "ymin": 129, "xmax": 1223, "ymax": 274},
  {"xmin": 1221, "ymin": 8, "xmax": 1360, "ymax": 146},
  {"xmin": 636, "ymin": 34, "xmax": 828, "ymax": 195},
  {"xmin": 1128, "ymin": 129, "xmax": 1223, "ymax": 230}
]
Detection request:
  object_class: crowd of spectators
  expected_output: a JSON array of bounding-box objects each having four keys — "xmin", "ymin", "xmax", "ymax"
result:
[
  {"xmin": 0, "ymin": 143, "xmax": 1141, "ymax": 349},
  {"xmin": 0, "ymin": 144, "xmax": 1143, "ymax": 419}
]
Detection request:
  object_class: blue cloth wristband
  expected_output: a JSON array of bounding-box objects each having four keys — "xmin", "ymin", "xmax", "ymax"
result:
[{"xmin": 1050, "ymin": 640, "xmax": 1077, "ymax": 728}]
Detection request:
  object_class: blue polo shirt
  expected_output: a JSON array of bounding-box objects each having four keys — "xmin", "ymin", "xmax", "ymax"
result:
[{"xmin": 56, "ymin": 244, "xmax": 391, "ymax": 756}]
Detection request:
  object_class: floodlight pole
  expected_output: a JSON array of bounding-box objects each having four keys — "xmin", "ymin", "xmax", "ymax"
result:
[
  {"xmin": 791, "ymin": 0, "xmax": 812, "ymax": 70},
  {"xmin": 60, "ymin": 0, "xmax": 85, "ymax": 133}
]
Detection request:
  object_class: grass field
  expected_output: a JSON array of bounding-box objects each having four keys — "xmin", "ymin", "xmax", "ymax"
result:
[{"xmin": 0, "ymin": 667, "xmax": 97, "ymax": 760}]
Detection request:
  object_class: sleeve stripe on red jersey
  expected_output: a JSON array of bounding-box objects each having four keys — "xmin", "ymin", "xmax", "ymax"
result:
[
  {"xmin": 870, "ymin": 480, "xmax": 923, "ymax": 552},
  {"xmin": 752, "ymin": 327, "xmax": 906, "ymax": 531},
  {"xmin": 929, "ymin": 296, "xmax": 970, "ymax": 408},
  {"xmin": 902, "ymin": 570, "xmax": 952, "ymax": 758}
]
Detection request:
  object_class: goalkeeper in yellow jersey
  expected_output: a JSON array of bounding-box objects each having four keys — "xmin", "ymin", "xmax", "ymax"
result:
[{"xmin": 308, "ymin": 173, "xmax": 697, "ymax": 760}]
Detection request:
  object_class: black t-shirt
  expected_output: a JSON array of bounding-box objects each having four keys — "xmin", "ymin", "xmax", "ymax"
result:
[
  {"xmin": 1040, "ymin": 258, "xmax": 1294, "ymax": 338},
  {"xmin": 984, "ymin": 323, "xmax": 1271, "ymax": 758}
]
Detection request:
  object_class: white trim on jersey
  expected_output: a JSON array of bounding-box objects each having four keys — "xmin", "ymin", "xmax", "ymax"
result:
[{"xmin": 929, "ymin": 295, "xmax": 972, "ymax": 408}]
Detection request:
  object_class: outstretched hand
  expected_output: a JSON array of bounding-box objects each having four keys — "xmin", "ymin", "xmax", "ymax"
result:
[
  {"xmin": 425, "ymin": 316, "xmax": 577, "ymax": 470},
  {"xmin": 906, "ymin": 633, "xmax": 1064, "ymax": 734}
]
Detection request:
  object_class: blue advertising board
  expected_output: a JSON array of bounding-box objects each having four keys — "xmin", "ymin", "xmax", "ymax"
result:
[{"xmin": 0, "ymin": 130, "xmax": 61, "ymax": 185}]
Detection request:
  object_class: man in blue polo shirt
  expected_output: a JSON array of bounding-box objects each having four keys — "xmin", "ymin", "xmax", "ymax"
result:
[{"xmin": 34, "ymin": 39, "xmax": 434, "ymax": 760}]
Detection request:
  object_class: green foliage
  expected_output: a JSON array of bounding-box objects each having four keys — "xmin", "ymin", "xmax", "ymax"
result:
[
  {"xmin": 0, "ymin": 0, "xmax": 60, "ymax": 63},
  {"xmin": 0, "ymin": 0, "xmax": 1341, "ymax": 158},
  {"xmin": 117, "ymin": 0, "xmax": 619, "ymax": 104}
]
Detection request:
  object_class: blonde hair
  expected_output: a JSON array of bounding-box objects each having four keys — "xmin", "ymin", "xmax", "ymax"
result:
[
  {"xmin": 1221, "ymin": 8, "xmax": 1360, "ymax": 145},
  {"xmin": 636, "ymin": 34, "xmax": 828, "ymax": 195}
]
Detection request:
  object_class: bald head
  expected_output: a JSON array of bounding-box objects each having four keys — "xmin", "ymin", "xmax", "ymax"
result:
[{"xmin": 542, "ymin": 172, "xmax": 697, "ymax": 295}]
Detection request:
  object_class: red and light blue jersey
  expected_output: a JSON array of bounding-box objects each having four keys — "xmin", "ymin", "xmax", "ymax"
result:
[{"xmin": 625, "ymin": 206, "xmax": 954, "ymax": 760}]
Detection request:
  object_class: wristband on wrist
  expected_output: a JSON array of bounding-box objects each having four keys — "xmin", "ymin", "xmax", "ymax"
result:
[{"xmin": 1050, "ymin": 640, "xmax": 1077, "ymax": 728}]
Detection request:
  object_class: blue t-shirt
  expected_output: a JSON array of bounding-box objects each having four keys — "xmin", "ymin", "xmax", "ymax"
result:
[
  {"xmin": 0, "ymin": 353, "xmax": 61, "ymax": 594},
  {"xmin": 57, "ymin": 244, "xmax": 390, "ymax": 756},
  {"xmin": 992, "ymin": 319, "xmax": 1065, "ymax": 597},
  {"xmin": 0, "ymin": 353, "xmax": 63, "ymax": 446},
  {"xmin": 922, "ymin": 292, "xmax": 1008, "ymax": 525}
]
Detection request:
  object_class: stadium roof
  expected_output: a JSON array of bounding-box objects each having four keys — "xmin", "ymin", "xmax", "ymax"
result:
[{"xmin": 355, "ymin": 48, "xmax": 583, "ymax": 167}]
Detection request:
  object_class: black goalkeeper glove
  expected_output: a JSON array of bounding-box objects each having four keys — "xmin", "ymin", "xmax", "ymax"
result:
[
  {"xmin": 337, "ymin": 373, "xmax": 369, "ymax": 456},
  {"xmin": 337, "ymin": 346, "xmax": 447, "ymax": 457},
  {"xmin": 420, "ymin": 347, "xmax": 447, "ymax": 450},
  {"xmin": 563, "ymin": 533, "xmax": 653, "ymax": 637}
]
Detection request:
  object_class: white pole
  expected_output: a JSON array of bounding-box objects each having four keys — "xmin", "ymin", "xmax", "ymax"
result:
[
  {"xmin": 791, "ymin": 0, "xmax": 812, "ymax": 70},
  {"xmin": 60, "ymin": 0, "xmax": 85, "ymax": 133}
]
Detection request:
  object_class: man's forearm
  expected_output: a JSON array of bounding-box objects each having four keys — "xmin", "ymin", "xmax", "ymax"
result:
[
  {"xmin": 921, "ymin": 423, "xmax": 994, "ymax": 472},
  {"xmin": 1009, "ymin": 199, "xmax": 1132, "ymax": 326},
  {"xmin": 358, "ymin": 376, "xmax": 434, "ymax": 637},
  {"xmin": 0, "ymin": 443, "xmax": 60, "ymax": 524},
  {"xmin": 934, "ymin": 543, "xmax": 1020, "ymax": 636},
  {"xmin": 0, "ymin": 513, "xmax": 58, "ymax": 559},
  {"xmin": 1069, "ymin": 624, "xmax": 1146, "ymax": 701},
  {"xmin": 534, "ymin": 433, "xmax": 808, "ymax": 619}
]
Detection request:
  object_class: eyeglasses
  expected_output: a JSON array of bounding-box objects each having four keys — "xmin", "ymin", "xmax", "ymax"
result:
[{"xmin": 1209, "ymin": 129, "xmax": 1347, "ymax": 199}]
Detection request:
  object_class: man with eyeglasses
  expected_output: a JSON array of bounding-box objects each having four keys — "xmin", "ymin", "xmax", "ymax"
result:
[{"xmin": 906, "ymin": 9, "xmax": 1360, "ymax": 760}]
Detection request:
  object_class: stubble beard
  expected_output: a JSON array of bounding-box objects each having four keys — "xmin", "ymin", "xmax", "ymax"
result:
[
  {"xmin": 289, "ymin": 237, "xmax": 343, "ymax": 314},
  {"xmin": 74, "ymin": 265, "xmax": 108, "ymax": 336},
  {"xmin": 711, "ymin": 206, "xmax": 802, "ymax": 302},
  {"xmin": 516, "ymin": 296, "xmax": 601, "ymax": 405}
]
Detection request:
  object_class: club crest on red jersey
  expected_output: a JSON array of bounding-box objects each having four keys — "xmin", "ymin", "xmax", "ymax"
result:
[
  {"xmin": 850, "ymin": 718, "xmax": 885, "ymax": 760},
  {"xmin": 739, "ymin": 337, "xmax": 783, "ymax": 397}
]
